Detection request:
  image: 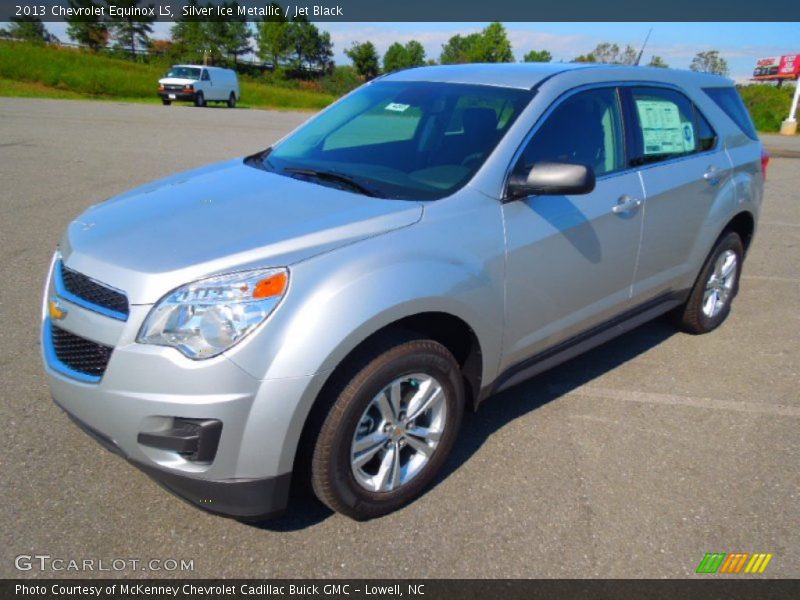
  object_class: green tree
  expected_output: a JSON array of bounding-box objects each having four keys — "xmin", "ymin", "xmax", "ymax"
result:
[
  {"xmin": 66, "ymin": 0, "xmax": 108, "ymax": 50},
  {"xmin": 690, "ymin": 50, "xmax": 729, "ymax": 76},
  {"xmin": 573, "ymin": 42, "xmax": 638, "ymax": 65},
  {"xmin": 571, "ymin": 52, "xmax": 596, "ymax": 63},
  {"xmin": 256, "ymin": 4, "xmax": 291, "ymax": 68},
  {"xmin": 472, "ymin": 22, "xmax": 514, "ymax": 63},
  {"xmin": 284, "ymin": 19, "xmax": 333, "ymax": 72},
  {"xmin": 221, "ymin": 17, "xmax": 252, "ymax": 66},
  {"xmin": 440, "ymin": 23, "xmax": 513, "ymax": 64},
  {"xmin": 345, "ymin": 40, "xmax": 380, "ymax": 80},
  {"xmin": 203, "ymin": 5, "xmax": 251, "ymax": 66},
  {"xmin": 0, "ymin": 17, "xmax": 54, "ymax": 43},
  {"xmin": 619, "ymin": 45, "xmax": 638, "ymax": 65},
  {"xmin": 170, "ymin": 0, "xmax": 209, "ymax": 63},
  {"xmin": 105, "ymin": 0, "xmax": 155, "ymax": 59},
  {"xmin": 440, "ymin": 33, "xmax": 479, "ymax": 64},
  {"xmin": 383, "ymin": 40, "xmax": 426, "ymax": 73},
  {"xmin": 592, "ymin": 42, "xmax": 621, "ymax": 63},
  {"xmin": 315, "ymin": 30, "xmax": 335, "ymax": 73},
  {"xmin": 523, "ymin": 49, "xmax": 552, "ymax": 63},
  {"xmin": 648, "ymin": 55, "xmax": 669, "ymax": 68}
]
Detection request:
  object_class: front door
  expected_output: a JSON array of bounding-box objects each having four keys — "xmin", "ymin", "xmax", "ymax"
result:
[{"xmin": 501, "ymin": 86, "xmax": 645, "ymax": 371}]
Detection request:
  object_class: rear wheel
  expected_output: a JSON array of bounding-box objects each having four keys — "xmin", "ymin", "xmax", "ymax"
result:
[
  {"xmin": 311, "ymin": 335, "xmax": 464, "ymax": 520},
  {"xmin": 676, "ymin": 230, "xmax": 744, "ymax": 334},
  {"xmin": 194, "ymin": 91, "xmax": 205, "ymax": 107},
  {"xmin": 227, "ymin": 92, "xmax": 237, "ymax": 108}
]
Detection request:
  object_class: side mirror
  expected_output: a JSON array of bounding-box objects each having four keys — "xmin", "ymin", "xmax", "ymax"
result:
[{"xmin": 506, "ymin": 161, "xmax": 596, "ymax": 200}]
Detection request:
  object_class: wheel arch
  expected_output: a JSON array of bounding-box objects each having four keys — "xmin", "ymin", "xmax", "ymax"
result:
[
  {"xmin": 288, "ymin": 309, "xmax": 484, "ymax": 487},
  {"xmin": 723, "ymin": 210, "xmax": 756, "ymax": 254}
]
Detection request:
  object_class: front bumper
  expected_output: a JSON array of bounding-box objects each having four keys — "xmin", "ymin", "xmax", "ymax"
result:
[
  {"xmin": 158, "ymin": 91, "xmax": 196, "ymax": 102},
  {"xmin": 41, "ymin": 254, "xmax": 329, "ymax": 519},
  {"xmin": 61, "ymin": 407, "xmax": 291, "ymax": 519}
]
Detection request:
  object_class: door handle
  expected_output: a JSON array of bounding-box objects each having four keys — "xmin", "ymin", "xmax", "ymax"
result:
[
  {"xmin": 612, "ymin": 195, "xmax": 642, "ymax": 214},
  {"xmin": 703, "ymin": 166, "xmax": 720, "ymax": 186}
]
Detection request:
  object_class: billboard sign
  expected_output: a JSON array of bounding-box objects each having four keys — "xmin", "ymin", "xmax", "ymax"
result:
[{"xmin": 753, "ymin": 54, "xmax": 800, "ymax": 80}]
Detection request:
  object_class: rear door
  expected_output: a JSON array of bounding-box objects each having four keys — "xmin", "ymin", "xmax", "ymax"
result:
[
  {"xmin": 501, "ymin": 86, "xmax": 645, "ymax": 370},
  {"xmin": 623, "ymin": 86, "xmax": 732, "ymax": 301}
]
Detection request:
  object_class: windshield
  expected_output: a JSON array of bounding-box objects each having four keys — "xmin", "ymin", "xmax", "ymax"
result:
[
  {"xmin": 166, "ymin": 67, "xmax": 201, "ymax": 79},
  {"xmin": 257, "ymin": 81, "xmax": 532, "ymax": 200}
]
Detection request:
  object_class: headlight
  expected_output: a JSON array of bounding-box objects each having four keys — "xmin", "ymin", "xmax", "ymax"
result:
[{"xmin": 137, "ymin": 268, "xmax": 288, "ymax": 359}]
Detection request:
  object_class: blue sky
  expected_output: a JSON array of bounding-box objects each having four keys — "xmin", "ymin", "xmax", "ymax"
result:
[{"xmin": 45, "ymin": 21, "xmax": 799, "ymax": 82}]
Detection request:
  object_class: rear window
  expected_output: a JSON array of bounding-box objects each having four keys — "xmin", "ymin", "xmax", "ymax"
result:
[{"xmin": 703, "ymin": 87, "xmax": 759, "ymax": 141}]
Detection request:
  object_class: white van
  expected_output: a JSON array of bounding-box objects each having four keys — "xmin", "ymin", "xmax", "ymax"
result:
[{"xmin": 158, "ymin": 65, "xmax": 240, "ymax": 108}]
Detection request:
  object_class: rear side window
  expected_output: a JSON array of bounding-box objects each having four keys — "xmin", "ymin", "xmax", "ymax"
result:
[
  {"xmin": 627, "ymin": 87, "xmax": 717, "ymax": 165},
  {"xmin": 630, "ymin": 87, "xmax": 697, "ymax": 161},
  {"xmin": 703, "ymin": 87, "xmax": 759, "ymax": 140}
]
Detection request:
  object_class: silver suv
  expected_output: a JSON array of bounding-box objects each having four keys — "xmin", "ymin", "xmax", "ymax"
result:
[{"xmin": 42, "ymin": 64, "xmax": 765, "ymax": 520}]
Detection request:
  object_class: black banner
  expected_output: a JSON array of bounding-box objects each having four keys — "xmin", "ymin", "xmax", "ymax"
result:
[
  {"xmin": 4, "ymin": 580, "xmax": 800, "ymax": 600},
  {"xmin": 2, "ymin": 0, "xmax": 799, "ymax": 22}
]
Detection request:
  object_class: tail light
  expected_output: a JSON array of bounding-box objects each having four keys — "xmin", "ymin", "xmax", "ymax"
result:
[{"xmin": 761, "ymin": 148, "xmax": 770, "ymax": 179}]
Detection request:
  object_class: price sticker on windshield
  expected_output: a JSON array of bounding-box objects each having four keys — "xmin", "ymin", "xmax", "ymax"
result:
[{"xmin": 385, "ymin": 103, "xmax": 411, "ymax": 113}]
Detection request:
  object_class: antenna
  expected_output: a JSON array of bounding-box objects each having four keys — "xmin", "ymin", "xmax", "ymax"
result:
[{"xmin": 635, "ymin": 28, "xmax": 653, "ymax": 66}]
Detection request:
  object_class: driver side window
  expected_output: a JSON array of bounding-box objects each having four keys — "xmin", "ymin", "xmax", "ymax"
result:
[
  {"xmin": 519, "ymin": 87, "xmax": 625, "ymax": 177},
  {"xmin": 202, "ymin": 70, "xmax": 210, "ymax": 81}
]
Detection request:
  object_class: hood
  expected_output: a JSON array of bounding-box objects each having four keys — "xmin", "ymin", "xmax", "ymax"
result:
[
  {"xmin": 61, "ymin": 159, "xmax": 423, "ymax": 304},
  {"xmin": 159, "ymin": 77, "xmax": 198, "ymax": 86}
]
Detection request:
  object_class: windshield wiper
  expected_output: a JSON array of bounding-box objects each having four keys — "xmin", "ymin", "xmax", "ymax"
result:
[{"xmin": 283, "ymin": 167, "xmax": 378, "ymax": 197}]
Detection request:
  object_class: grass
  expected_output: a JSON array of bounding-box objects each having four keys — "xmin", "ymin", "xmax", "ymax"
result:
[
  {"xmin": 738, "ymin": 84, "xmax": 796, "ymax": 133},
  {"xmin": 0, "ymin": 41, "xmax": 335, "ymax": 111},
  {"xmin": 2, "ymin": 41, "xmax": 793, "ymax": 130}
]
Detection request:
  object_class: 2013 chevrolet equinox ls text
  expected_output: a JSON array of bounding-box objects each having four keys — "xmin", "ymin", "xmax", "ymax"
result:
[{"xmin": 42, "ymin": 63, "xmax": 765, "ymax": 520}]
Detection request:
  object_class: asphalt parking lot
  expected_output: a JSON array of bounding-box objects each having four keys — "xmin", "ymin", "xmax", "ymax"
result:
[{"xmin": 1, "ymin": 98, "xmax": 798, "ymax": 578}]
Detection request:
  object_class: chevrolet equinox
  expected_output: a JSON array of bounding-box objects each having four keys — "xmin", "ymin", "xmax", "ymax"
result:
[{"xmin": 42, "ymin": 63, "xmax": 766, "ymax": 520}]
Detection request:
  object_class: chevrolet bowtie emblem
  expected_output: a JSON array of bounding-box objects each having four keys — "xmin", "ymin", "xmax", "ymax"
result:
[{"xmin": 49, "ymin": 297, "xmax": 67, "ymax": 320}]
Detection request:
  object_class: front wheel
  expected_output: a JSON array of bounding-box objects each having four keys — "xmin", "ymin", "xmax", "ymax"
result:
[
  {"xmin": 194, "ymin": 91, "xmax": 205, "ymax": 107},
  {"xmin": 161, "ymin": 98, "xmax": 171, "ymax": 106},
  {"xmin": 675, "ymin": 230, "xmax": 744, "ymax": 334},
  {"xmin": 311, "ymin": 335, "xmax": 464, "ymax": 520}
]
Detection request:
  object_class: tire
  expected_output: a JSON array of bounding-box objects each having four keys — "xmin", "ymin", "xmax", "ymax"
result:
[
  {"xmin": 311, "ymin": 334, "xmax": 465, "ymax": 520},
  {"xmin": 161, "ymin": 99, "xmax": 171, "ymax": 106},
  {"xmin": 675, "ymin": 230, "xmax": 744, "ymax": 334},
  {"xmin": 194, "ymin": 91, "xmax": 205, "ymax": 107},
  {"xmin": 227, "ymin": 92, "xmax": 236, "ymax": 108}
]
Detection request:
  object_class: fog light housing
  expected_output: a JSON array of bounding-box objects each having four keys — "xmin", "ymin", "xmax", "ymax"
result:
[{"xmin": 138, "ymin": 418, "xmax": 222, "ymax": 463}]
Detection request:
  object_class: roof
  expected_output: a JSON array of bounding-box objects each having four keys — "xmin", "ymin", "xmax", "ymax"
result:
[
  {"xmin": 173, "ymin": 64, "xmax": 231, "ymax": 70},
  {"xmin": 381, "ymin": 62, "xmax": 731, "ymax": 90}
]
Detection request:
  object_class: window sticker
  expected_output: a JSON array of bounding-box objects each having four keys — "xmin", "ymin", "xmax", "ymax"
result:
[
  {"xmin": 636, "ymin": 99, "xmax": 695, "ymax": 155},
  {"xmin": 385, "ymin": 102, "xmax": 411, "ymax": 113}
]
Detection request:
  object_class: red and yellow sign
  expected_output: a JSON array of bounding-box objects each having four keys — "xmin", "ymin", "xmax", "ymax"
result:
[{"xmin": 753, "ymin": 54, "xmax": 800, "ymax": 80}]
